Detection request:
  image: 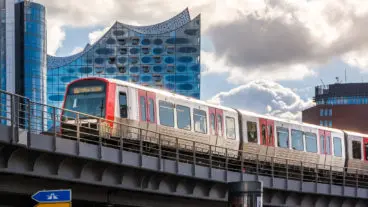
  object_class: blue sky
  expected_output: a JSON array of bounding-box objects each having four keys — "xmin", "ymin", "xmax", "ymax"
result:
[{"xmin": 37, "ymin": 0, "xmax": 368, "ymax": 120}]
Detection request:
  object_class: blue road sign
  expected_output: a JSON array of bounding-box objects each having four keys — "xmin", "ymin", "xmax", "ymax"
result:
[{"xmin": 32, "ymin": 189, "xmax": 71, "ymax": 203}]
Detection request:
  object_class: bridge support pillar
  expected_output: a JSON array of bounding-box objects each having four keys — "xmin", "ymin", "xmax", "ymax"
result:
[{"xmin": 228, "ymin": 181, "xmax": 263, "ymax": 207}]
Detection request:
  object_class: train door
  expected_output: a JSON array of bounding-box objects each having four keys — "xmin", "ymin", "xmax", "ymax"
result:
[
  {"xmin": 319, "ymin": 130, "xmax": 332, "ymax": 167},
  {"xmin": 138, "ymin": 90, "xmax": 156, "ymax": 123},
  {"xmin": 364, "ymin": 138, "xmax": 368, "ymax": 161},
  {"xmin": 259, "ymin": 118, "xmax": 274, "ymax": 146},
  {"xmin": 319, "ymin": 130, "xmax": 331, "ymax": 155},
  {"xmin": 209, "ymin": 107, "xmax": 223, "ymax": 149}
]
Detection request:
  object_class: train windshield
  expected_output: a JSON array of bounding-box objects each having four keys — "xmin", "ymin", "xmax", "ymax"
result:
[{"xmin": 63, "ymin": 80, "xmax": 106, "ymax": 119}]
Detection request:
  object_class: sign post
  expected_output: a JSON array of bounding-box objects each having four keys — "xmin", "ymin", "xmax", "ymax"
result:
[{"xmin": 32, "ymin": 189, "xmax": 72, "ymax": 207}]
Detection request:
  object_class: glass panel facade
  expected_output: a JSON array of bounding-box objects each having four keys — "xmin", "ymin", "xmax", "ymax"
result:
[{"xmin": 46, "ymin": 9, "xmax": 201, "ymax": 114}]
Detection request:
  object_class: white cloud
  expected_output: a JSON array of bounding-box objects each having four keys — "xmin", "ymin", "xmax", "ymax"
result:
[
  {"xmin": 208, "ymin": 79, "xmax": 314, "ymax": 121},
  {"xmin": 34, "ymin": 0, "xmax": 368, "ymax": 80},
  {"xmin": 69, "ymin": 47, "xmax": 84, "ymax": 55},
  {"xmin": 88, "ymin": 26, "xmax": 111, "ymax": 45},
  {"xmin": 46, "ymin": 20, "xmax": 65, "ymax": 56}
]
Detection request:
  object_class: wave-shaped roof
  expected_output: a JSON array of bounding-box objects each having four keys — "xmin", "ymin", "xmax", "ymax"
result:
[{"xmin": 47, "ymin": 8, "xmax": 193, "ymax": 69}]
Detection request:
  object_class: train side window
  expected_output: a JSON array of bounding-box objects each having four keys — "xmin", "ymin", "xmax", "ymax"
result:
[
  {"xmin": 210, "ymin": 114, "xmax": 216, "ymax": 135},
  {"xmin": 119, "ymin": 92, "xmax": 127, "ymax": 118},
  {"xmin": 305, "ymin": 132, "xmax": 317, "ymax": 153},
  {"xmin": 291, "ymin": 129, "xmax": 304, "ymax": 151},
  {"xmin": 176, "ymin": 105, "xmax": 191, "ymax": 130},
  {"xmin": 159, "ymin": 101, "xmax": 174, "ymax": 127},
  {"xmin": 276, "ymin": 127, "xmax": 289, "ymax": 148},
  {"xmin": 326, "ymin": 135, "xmax": 331, "ymax": 154},
  {"xmin": 226, "ymin": 117, "xmax": 236, "ymax": 139},
  {"xmin": 140, "ymin": 96, "xmax": 146, "ymax": 121},
  {"xmin": 217, "ymin": 115, "xmax": 223, "ymax": 136},
  {"xmin": 261, "ymin": 124, "xmax": 266, "ymax": 144},
  {"xmin": 352, "ymin": 141, "xmax": 362, "ymax": 159},
  {"xmin": 247, "ymin": 122, "xmax": 257, "ymax": 143},
  {"xmin": 333, "ymin": 137, "xmax": 342, "ymax": 157},
  {"xmin": 148, "ymin": 98, "xmax": 155, "ymax": 123},
  {"xmin": 193, "ymin": 109, "xmax": 207, "ymax": 133},
  {"xmin": 268, "ymin": 125, "xmax": 273, "ymax": 145},
  {"xmin": 320, "ymin": 135, "xmax": 325, "ymax": 154}
]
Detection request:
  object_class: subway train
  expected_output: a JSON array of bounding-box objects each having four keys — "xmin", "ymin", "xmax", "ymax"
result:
[{"xmin": 60, "ymin": 77, "xmax": 368, "ymax": 174}]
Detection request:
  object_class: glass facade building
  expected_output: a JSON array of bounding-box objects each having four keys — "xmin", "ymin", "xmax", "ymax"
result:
[
  {"xmin": 47, "ymin": 8, "xmax": 201, "ymax": 109},
  {"xmin": 0, "ymin": 0, "xmax": 46, "ymax": 128}
]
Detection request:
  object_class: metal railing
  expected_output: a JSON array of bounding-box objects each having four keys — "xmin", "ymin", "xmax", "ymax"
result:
[{"xmin": 0, "ymin": 89, "xmax": 368, "ymax": 189}]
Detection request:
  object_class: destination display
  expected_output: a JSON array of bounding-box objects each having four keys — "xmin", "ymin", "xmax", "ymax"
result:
[{"xmin": 72, "ymin": 86, "xmax": 104, "ymax": 94}]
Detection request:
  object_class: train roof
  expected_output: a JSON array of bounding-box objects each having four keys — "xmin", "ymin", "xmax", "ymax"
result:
[
  {"xmin": 103, "ymin": 78, "xmax": 238, "ymax": 113},
  {"xmin": 343, "ymin": 130, "xmax": 368, "ymax": 137},
  {"xmin": 238, "ymin": 109, "xmax": 343, "ymax": 133}
]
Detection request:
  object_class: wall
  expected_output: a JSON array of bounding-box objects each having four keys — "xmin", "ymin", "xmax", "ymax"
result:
[{"xmin": 303, "ymin": 104, "xmax": 368, "ymax": 134}]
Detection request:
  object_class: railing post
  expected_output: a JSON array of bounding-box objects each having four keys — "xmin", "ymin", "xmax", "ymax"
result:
[
  {"xmin": 119, "ymin": 123, "xmax": 124, "ymax": 164},
  {"xmin": 356, "ymin": 169, "xmax": 359, "ymax": 190},
  {"xmin": 52, "ymin": 107, "xmax": 56, "ymax": 151},
  {"xmin": 256, "ymin": 154, "xmax": 259, "ymax": 177},
  {"xmin": 300, "ymin": 161, "xmax": 304, "ymax": 191},
  {"xmin": 158, "ymin": 134, "xmax": 161, "ymax": 171},
  {"xmin": 76, "ymin": 113, "xmax": 80, "ymax": 155},
  {"xmin": 329, "ymin": 165, "xmax": 333, "ymax": 186},
  {"xmin": 271, "ymin": 157, "xmax": 274, "ymax": 186},
  {"xmin": 315, "ymin": 164, "xmax": 318, "ymax": 184},
  {"xmin": 41, "ymin": 105, "xmax": 44, "ymax": 132},
  {"xmin": 176, "ymin": 137, "xmax": 179, "ymax": 174},
  {"xmin": 10, "ymin": 95, "xmax": 15, "ymax": 143},
  {"xmin": 192, "ymin": 141, "xmax": 196, "ymax": 176},
  {"xmin": 225, "ymin": 148, "xmax": 228, "ymax": 181},
  {"xmin": 139, "ymin": 128, "xmax": 143, "ymax": 167},
  {"xmin": 27, "ymin": 100, "xmax": 31, "ymax": 148},
  {"xmin": 343, "ymin": 168, "xmax": 346, "ymax": 187},
  {"xmin": 209, "ymin": 145, "xmax": 212, "ymax": 178},
  {"xmin": 241, "ymin": 150, "xmax": 244, "ymax": 181}
]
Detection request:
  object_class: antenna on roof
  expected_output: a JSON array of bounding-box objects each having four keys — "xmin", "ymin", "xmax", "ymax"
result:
[
  {"xmin": 345, "ymin": 68, "xmax": 347, "ymax": 83},
  {"xmin": 320, "ymin": 79, "xmax": 325, "ymax": 87}
]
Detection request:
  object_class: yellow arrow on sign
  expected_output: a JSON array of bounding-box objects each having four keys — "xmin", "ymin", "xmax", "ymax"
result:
[{"xmin": 35, "ymin": 203, "xmax": 71, "ymax": 207}]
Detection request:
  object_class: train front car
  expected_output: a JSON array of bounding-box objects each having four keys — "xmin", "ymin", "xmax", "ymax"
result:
[{"xmin": 60, "ymin": 78, "xmax": 114, "ymax": 140}]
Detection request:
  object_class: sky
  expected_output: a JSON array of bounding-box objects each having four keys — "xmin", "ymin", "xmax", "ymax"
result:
[{"xmin": 34, "ymin": 0, "xmax": 368, "ymax": 121}]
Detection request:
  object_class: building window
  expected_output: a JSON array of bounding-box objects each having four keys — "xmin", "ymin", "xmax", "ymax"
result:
[
  {"xmin": 324, "ymin": 120, "xmax": 328, "ymax": 126},
  {"xmin": 305, "ymin": 132, "xmax": 317, "ymax": 153},
  {"xmin": 277, "ymin": 126, "xmax": 289, "ymax": 148},
  {"xmin": 333, "ymin": 137, "xmax": 342, "ymax": 157},
  {"xmin": 329, "ymin": 109, "xmax": 332, "ymax": 116},
  {"xmin": 247, "ymin": 121, "xmax": 257, "ymax": 143},
  {"xmin": 193, "ymin": 109, "xmax": 207, "ymax": 134},
  {"xmin": 226, "ymin": 117, "xmax": 236, "ymax": 139},
  {"xmin": 320, "ymin": 120, "xmax": 323, "ymax": 126},
  {"xmin": 320, "ymin": 109, "xmax": 324, "ymax": 116},
  {"xmin": 328, "ymin": 120, "xmax": 332, "ymax": 127},
  {"xmin": 291, "ymin": 129, "xmax": 304, "ymax": 151},
  {"xmin": 176, "ymin": 105, "xmax": 191, "ymax": 130},
  {"xmin": 159, "ymin": 101, "xmax": 174, "ymax": 127},
  {"xmin": 324, "ymin": 109, "xmax": 328, "ymax": 116}
]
